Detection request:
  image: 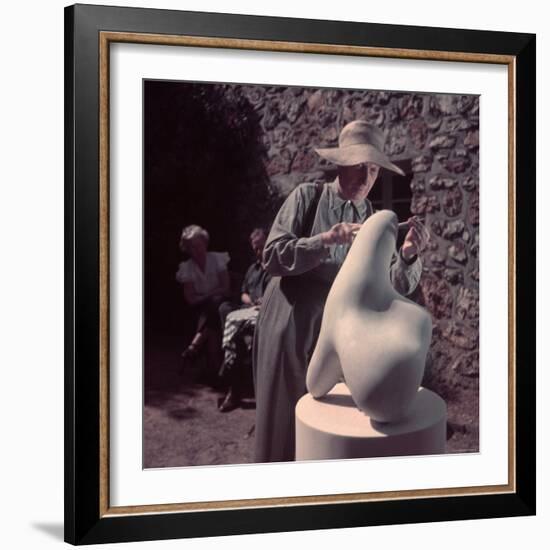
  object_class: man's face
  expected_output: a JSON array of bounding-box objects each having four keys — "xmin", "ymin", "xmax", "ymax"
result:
[
  {"xmin": 338, "ymin": 162, "xmax": 381, "ymax": 198},
  {"xmin": 250, "ymin": 234, "xmax": 266, "ymax": 260}
]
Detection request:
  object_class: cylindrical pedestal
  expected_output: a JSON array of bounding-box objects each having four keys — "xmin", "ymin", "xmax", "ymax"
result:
[{"xmin": 295, "ymin": 383, "xmax": 446, "ymax": 461}]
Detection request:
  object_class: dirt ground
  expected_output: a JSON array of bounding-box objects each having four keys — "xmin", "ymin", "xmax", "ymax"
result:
[
  {"xmin": 143, "ymin": 346, "xmax": 477, "ymax": 469},
  {"xmin": 144, "ymin": 347, "xmax": 256, "ymax": 468}
]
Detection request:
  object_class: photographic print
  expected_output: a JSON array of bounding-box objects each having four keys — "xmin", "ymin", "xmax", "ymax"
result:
[{"xmin": 143, "ymin": 80, "xmax": 480, "ymax": 468}]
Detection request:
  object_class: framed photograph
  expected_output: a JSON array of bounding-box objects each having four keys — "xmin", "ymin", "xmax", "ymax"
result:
[{"xmin": 65, "ymin": 3, "xmax": 536, "ymax": 545}]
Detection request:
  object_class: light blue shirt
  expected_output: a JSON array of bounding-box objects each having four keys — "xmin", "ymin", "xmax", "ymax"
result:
[{"xmin": 263, "ymin": 179, "xmax": 422, "ymax": 295}]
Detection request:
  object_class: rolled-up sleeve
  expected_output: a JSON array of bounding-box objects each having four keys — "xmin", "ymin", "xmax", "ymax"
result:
[
  {"xmin": 263, "ymin": 185, "xmax": 328, "ymax": 277},
  {"xmin": 390, "ymin": 250, "xmax": 422, "ymax": 296}
]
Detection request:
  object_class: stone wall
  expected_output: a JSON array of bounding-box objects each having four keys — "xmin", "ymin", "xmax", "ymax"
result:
[{"xmin": 219, "ymin": 84, "xmax": 480, "ymax": 451}]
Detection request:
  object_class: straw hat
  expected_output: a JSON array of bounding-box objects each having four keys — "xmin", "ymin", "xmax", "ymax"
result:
[{"xmin": 315, "ymin": 120, "xmax": 405, "ymax": 176}]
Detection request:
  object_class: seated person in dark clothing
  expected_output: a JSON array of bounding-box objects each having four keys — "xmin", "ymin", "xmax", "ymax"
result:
[{"xmin": 218, "ymin": 228, "xmax": 271, "ymax": 412}]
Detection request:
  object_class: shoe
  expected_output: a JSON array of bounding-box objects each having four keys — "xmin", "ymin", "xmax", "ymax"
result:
[
  {"xmin": 218, "ymin": 389, "xmax": 241, "ymax": 413},
  {"xmin": 179, "ymin": 343, "xmax": 201, "ymax": 375},
  {"xmin": 181, "ymin": 343, "xmax": 200, "ymax": 362}
]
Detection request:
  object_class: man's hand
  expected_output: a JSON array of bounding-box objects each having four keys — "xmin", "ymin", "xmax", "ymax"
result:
[
  {"xmin": 321, "ymin": 222, "xmax": 363, "ymax": 246},
  {"xmin": 401, "ymin": 216, "xmax": 429, "ymax": 262}
]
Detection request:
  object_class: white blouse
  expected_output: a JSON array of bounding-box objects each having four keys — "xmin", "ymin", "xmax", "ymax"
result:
[{"xmin": 175, "ymin": 251, "xmax": 230, "ymax": 298}]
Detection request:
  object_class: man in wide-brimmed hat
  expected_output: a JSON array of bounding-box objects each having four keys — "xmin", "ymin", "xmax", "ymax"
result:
[
  {"xmin": 253, "ymin": 120, "xmax": 426, "ymax": 464},
  {"xmin": 314, "ymin": 119, "xmax": 425, "ymax": 262}
]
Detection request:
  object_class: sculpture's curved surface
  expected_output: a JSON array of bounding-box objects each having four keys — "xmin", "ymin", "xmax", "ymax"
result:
[{"xmin": 306, "ymin": 210, "xmax": 432, "ymax": 423}]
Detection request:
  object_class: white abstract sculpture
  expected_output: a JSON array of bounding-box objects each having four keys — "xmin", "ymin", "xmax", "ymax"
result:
[{"xmin": 306, "ymin": 210, "xmax": 432, "ymax": 423}]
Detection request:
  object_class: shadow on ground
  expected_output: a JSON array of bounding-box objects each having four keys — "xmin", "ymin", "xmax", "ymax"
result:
[
  {"xmin": 144, "ymin": 346, "xmax": 256, "ymax": 469},
  {"xmin": 31, "ymin": 523, "xmax": 64, "ymax": 542}
]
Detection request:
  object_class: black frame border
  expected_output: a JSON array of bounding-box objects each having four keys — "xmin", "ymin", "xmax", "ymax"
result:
[{"xmin": 64, "ymin": 3, "xmax": 536, "ymax": 545}]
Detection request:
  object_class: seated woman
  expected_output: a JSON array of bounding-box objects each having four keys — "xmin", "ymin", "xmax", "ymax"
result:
[{"xmin": 176, "ymin": 224, "xmax": 230, "ymax": 371}]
